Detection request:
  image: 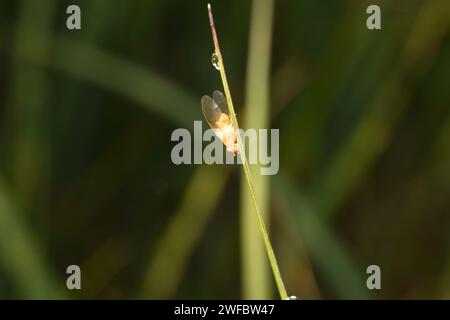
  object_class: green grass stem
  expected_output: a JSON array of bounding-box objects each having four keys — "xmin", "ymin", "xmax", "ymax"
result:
[{"xmin": 207, "ymin": 3, "xmax": 288, "ymax": 300}]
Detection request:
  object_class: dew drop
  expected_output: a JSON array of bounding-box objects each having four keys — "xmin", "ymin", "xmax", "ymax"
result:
[
  {"xmin": 211, "ymin": 53, "xmax": 220, "ymax": 70},
  {"xmin": 286, "ymin": 295, "xmax": 299, "ymax": 300}
]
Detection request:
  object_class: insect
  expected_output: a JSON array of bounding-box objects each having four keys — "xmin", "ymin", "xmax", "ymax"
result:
[{"xmin": 201, "ymin": 90, "xmax": 239, "ymax": 155}]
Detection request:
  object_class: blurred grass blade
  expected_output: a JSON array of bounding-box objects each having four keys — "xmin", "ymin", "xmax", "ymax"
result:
[
  {"xmin": 6, "ymin": 26, "xmax": 198, "ymax": 127},
  {"xmin": 278, "ymin": 3, "xmax": 372, "ymax": 177},
  {"xmin": 424, "ymin": 112, "xmax": 450, "ymax": 299},
  {"xmin": 7, "ymin": 0, "xmax": 55, "ymax": 211},
  {"xmin": 312, "ymin": 0, "xmax": 450, "ymax": 220},
  {"xmin": 0, "ymin": 180, "xmax": 63, "ymax": 299},
  {"xmin": 51, "ymin": 37, "xmax": 199, "ymax": 128},
  {"xmin": 274, "ymin": 174, "xmax": 370, "ymax": 299},
  {"xmin": 0, "ymin": 0, "xmax": 57, "ymax": 300},
  {"xmin": 241, "ymin": 0, "xmax": 274, "ymax": 299},
  {"xmin": 140, "ymin": 165, "xmax": 230, "ymax": 299}
]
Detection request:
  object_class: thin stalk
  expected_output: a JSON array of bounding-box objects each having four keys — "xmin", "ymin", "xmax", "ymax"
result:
[{"xmin": 207, "ymin": 3, "xmax": 287, "ymax": 300}]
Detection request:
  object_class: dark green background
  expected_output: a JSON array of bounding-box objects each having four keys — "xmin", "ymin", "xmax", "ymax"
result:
[{"xmin": 0, "ymin": 0, "xmax": 449, "ymax": 299}]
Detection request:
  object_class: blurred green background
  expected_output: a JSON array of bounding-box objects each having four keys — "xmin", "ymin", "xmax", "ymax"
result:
[{"xmin": 1, "ymin": 0, "xmax": 450, "ymax": 299}]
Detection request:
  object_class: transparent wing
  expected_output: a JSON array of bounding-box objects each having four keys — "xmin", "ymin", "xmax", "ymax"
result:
[
  {"xmin": 201, "ymin": 95, "xmax": 222, "ymax": 128},
  {"xmin": 213, "ymin": 90, "xmax": 229, "ymax": 115}
]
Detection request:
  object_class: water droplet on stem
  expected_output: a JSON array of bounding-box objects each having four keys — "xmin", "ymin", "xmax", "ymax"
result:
[{"xmin": 211, "ymin": 53, "xmax": 220, "ymax": 70}]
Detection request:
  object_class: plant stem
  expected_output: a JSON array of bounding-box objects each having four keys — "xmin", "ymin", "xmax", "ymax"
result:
[
  {"xmin": 207, "ymin": 3, "xmax": 288, "ymax": 300},
  {"xmin": 241, "ymin": 0, "xmax": 274, "ymax": 299}
]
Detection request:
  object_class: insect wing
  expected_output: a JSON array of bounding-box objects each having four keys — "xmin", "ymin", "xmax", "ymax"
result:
[
  {"xmin": 212, "ymin": 90, "xmax": 229, "ymax": 115},
  {"xmin": 201, "ymin": 95, "xmax": 222, "ymax": 128}
]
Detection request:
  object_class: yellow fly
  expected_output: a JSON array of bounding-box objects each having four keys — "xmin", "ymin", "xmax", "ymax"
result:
[{"xmin": 201, "ymin": 90, "xmax": 239, "ymax": 155}]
